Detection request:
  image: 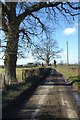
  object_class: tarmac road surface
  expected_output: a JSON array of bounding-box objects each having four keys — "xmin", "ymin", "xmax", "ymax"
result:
[{"xmin": 7, "ymin": 69, "xmax": 80, "ymax": 119}]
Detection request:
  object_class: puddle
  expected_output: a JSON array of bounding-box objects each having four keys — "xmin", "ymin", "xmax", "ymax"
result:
[{"xmin": 73, "ymin": 92, "xmax": 80, "ymax": 106}]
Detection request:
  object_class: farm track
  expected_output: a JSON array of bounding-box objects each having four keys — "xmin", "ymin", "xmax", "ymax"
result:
[{"xmin": 3, "ymin": 69, "xmax": 80, "ymax": 119}]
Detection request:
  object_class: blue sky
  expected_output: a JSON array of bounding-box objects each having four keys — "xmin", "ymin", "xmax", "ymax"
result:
[
  {"xmin": 0, "ymin": 19, "xmax": 78, "ymax": 65},
  {"xmin": 17, "ymin": 22, "xmax": 78, "ymax": 65},
  {"xmin": 0, "ymin": 3, "xmax": 78, "ymax": 65},
  {"xmin": 55, "ymin": 22, "xmax": 78, "ymax": 64}
]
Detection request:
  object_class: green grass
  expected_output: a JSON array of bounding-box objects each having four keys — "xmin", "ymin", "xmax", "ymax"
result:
[
  {"xmin": 16, "ymin": 68, "xmax": 23, "ymax": 81},
  {"xmin": 57, "ymin": 65, "xmax": 80, "ymax": 93},
  {"xmin": 0, "ymin": 65, "xmax": 79, "ymax": 81},
  {"xmin": 2, "ymin": 82, "xmax": 31, "ymax": 107},
  {"xmin": 0, "ymin": 66, "xmax": 49, "ymax": 82},
  {"xmin": 0, "ymin": 67, "xmax": 24, "ymax": 82},
  {"xmin": 1, "ymin": 65, "xmax": 80, "ymax": 107},
  {"xmin": 0, "ymin": 68, "xmax": 4, "ymax": 74},
  {"xmin": 57, "ymin": 65, "xmax": 79, "ymax": 82},
  {"xmin": 2, "ymin": 66, "xmax": 50, "ymax": 107},
  {"xmin": 57, "ymin": 65, "xmax": 78, "ymax": 78}
]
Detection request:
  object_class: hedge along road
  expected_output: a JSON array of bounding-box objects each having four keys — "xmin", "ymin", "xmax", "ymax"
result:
[{"xmin": 5, "ymin": 69, "xmax": 80, "ymax": 119}]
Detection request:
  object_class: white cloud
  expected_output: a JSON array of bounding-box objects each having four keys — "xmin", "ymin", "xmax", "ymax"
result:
[{"xmin": 63, "ymin": 27, "xmax": 76, "ymax": 35}]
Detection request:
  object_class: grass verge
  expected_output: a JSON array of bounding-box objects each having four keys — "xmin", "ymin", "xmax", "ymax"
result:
[
  {"xmin": 2, "ymin": 67, "xmax": 51, "ymax": 110},
  {"xmin": 57, "ymin": 65, "xmax": 80, "ymax": 94},
  {"xmin": 2, "ymin": 82, "xmax": 31, "ymax": 108}
]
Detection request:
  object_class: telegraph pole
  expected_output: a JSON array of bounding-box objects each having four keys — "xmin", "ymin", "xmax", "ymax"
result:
[{"xmin": 66, "ymin": 41, "xmax": 69, "ymax": 66}]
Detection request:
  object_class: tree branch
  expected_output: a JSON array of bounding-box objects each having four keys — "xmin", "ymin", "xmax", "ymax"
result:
[
  {"xmin": 17, "ymin": 2, "xmax": 61, "ymax": 25},
  {"xmin": 31, "ymin": 13, "xmax": 46, "ymax": 30},
  {"xmin": 67, "ymin": 2, "xmax": 80, "ymax": 10}
]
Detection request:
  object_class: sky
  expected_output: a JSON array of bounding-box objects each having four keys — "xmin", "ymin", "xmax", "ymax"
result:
[
  {"xmin": 17, "ymin": 17, "xmax": 78, "ymax": 65},
  {"xmin": 18, "ymin": 20, "xmax": 78, "ymax": 65},
  {"xmin": 55, "ymin": 22, "xmax": 78, "ymax": 64},
  {"xmin": 0, "ymin": 2, "xmax": 78, "ymax": 65},
  {"xmin": 7, "ymin": 22, "xmax": 79, "ymax": 65}
]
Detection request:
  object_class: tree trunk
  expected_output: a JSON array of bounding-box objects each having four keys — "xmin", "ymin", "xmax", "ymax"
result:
[
  {"xmin": 46, "ymin": 59, "xmax": 49, "ymax": 66},
  {"xmin": 2, "ymin": 3, "xmax": 19, "ymax": 84},
  {"xmin": 4, "ymin": 29, "xmax": 18, "ymax": 84},
  {"xmin": 46, "ymin": 53, "xmax": 50, "ymax": 66}
]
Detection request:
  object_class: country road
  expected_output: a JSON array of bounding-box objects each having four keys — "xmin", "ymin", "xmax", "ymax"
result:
[{"xmin": 6, "ymin": 69, "xmax": 80, "ymax": 119}]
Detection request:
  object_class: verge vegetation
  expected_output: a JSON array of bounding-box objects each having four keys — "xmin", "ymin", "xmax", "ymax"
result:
[
  {"xmin": 57, "ymin": 65, "xmax": 80, "ymax": 94},
  {"xmin": 2, "ymin": 67, "xmax": 51, "ymax": 110}
]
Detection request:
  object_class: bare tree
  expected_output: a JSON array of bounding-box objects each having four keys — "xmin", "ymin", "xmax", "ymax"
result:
[
  {"xmin": 32, "ymin": 37, "xmax": 62, "ymax": 66},
  {"xmin": 1, "ymin": 1, "xmax": 80, "ymax": 84}
]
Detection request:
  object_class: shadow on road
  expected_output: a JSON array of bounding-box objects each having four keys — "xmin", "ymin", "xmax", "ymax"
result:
[{"xmin": 2, "ymin": 68, "xmax": 79, "ymax": 119}]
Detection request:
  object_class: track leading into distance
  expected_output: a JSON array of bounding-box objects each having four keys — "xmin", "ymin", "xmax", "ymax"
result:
[{"xmin": 8, "ymin": 69, "xmax": 80, "ymax": 119}]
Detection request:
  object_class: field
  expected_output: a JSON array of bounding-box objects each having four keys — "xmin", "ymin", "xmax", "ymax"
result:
[
  {"xmin": 0, "ymin": 66, "xmax": 47, "ymax": 82},
  {"xmin": 0, "ymin": 68, "xmax": 23, "ymax": 82},
  {"xmin": 57, "ymin": 65, "xmax": 78, "ymax": 78},
  {"xmin": 0, "ymin": 65, "xmax": 79, "ymax": 82},
  {"xmin": 0, "ymin": 65, "xmax": 79, "ymax": 81},
  {"xmin": 57, "ymin": 65, "xmax": 80, "ymax": 93},
  {"xmin": 1, "ymin": 65, "xmax": 80, "ymax": 108},
  {"xmin": 2, "ymin": 67, "xmax": 51, "ymax": 108}
]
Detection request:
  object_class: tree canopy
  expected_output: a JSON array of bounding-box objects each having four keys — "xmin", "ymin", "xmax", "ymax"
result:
[{"xmin": 32, "ymin": 36, "xmax": 62, "ymax": 65}]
